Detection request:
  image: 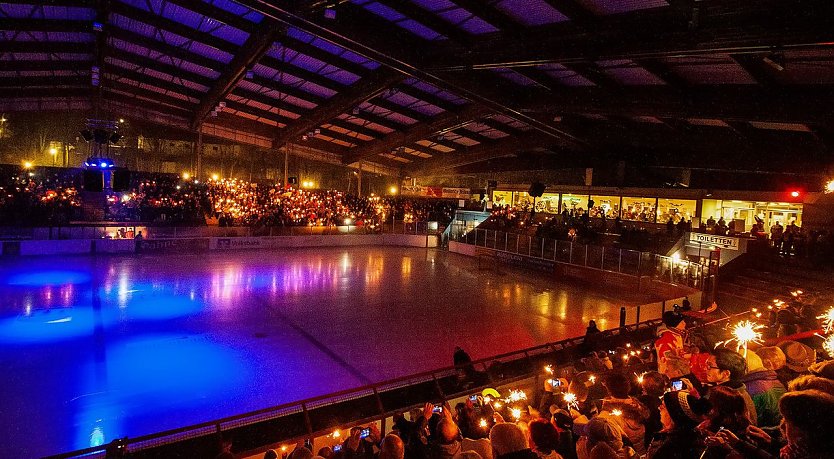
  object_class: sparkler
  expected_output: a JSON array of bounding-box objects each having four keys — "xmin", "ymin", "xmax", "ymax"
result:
[
  {"xmin": 822, "ymin": 334, "xmax": 834, "ymax": 358},
  {"xmin": 332, "ymin": 430, "xmax": 341, "ymax": 438},
  {"xmin": 611, "ymin": 409, "xmax": 623, "ymax": 417},
  {"xmin": 505, "ymin": 389, "xmax": 527, "ymax": 403},
  {"xmin": 817, "ymin": 307, "xmax": 834, "ymax": 334},
  {"xmin": 479, "ymin": 418, "xmax": 488, "ymax": 428},
  {"xmin": 510, "ymin": 408, "xmax": 522, "ymax": 420},
  {"xmin": 544, "ymin": 365, "xmax": 554, "ymax": 375},
  {"xmin": 563, "ymin": 392, "xmax": 579, "ymax": 411},
  {"xmin": 715, "ymin": 320, "xmax": 764, "ymax": 357},
  {"xmin": 588, "ymin": 375, "xmax": 596, "ymax": 384},
  {"xmin": 636, "ymin": 372, "xmax": 646, "ymax": 384}
]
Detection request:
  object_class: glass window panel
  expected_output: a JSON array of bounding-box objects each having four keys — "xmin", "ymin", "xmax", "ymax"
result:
[
  {"xmin": 560, "ymin": 193, "xmax": 589, "ymax": 216},
  {"xmin": 589, "ymin": 195, "xmax": 621, "ymax": 218},
  {"xmin": 492, "ymin": 191, "xmax": 513, "ymax": 207},
  {"xmin": 622, "ymin": 197, "xmax": 656, "ymax": 222},
  {"xmin": 657, "ymin": 198, "xmax": 696, "ymax": 224},
  {"xmin": 514, "ymin": 191, "xmax": 533, "ymax": 209},
  {"xmin": 537, "ymin": 193, "xmax": 561, "ymax": 214}
]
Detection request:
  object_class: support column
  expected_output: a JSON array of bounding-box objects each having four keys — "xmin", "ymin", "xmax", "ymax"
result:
[
  {"xmin": 357, "ymin": 161, "xmax": 363, "ymax": 197},
  {"xmin": 195, "ymin": 129, "xmax": 203, "ymax": 179},
  {"xmin": 283, "ymin": 145, "xmax": 289, "ymax": 189}
]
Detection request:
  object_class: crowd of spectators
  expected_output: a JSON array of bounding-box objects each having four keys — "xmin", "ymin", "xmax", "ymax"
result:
[
  {"xmin": 0, "ymin": 169, "xmax": 457, "ymax": 228},
  {"xmin": 239, "ymin": 303, "xmax": 834, "ymax": 459}
]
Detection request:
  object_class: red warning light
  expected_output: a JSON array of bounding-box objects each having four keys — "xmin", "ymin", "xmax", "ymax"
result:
[{"xmin": 790, "ymin": 191, "xmax": 800, "ymax": 198}]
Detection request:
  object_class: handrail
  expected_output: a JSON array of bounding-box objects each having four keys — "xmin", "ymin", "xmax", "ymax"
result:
[{"xmin": 44, "ymin": 318, "xmax": 663, "ymax": 459}]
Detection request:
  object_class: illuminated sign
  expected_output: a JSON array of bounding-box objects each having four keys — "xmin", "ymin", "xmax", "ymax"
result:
[{"xmin": 688, "ymin": 233, "xmax": 739, "ymax": 250}]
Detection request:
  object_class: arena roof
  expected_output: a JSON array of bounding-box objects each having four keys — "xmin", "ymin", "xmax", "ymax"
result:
[{"xmin": 1, "ymin": 0, "xmax": 833, "ymax": 177}]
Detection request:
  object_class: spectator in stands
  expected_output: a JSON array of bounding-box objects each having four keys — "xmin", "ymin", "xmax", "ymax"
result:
[
  {"xmin": 379, "ymin": 434, "xmax": 404, "ymax": 459},
  {"xmin": 809, "ymin": 360, "xmax": 834, "ymax": 381},
  {"xmin": 576, "ymin": 416, "xmax": 637, "ymax": 459},
  {"xmin": 776, "ymin": 341, "xmax": 816, "ymax": 386},
  {"xmin": 757, "ymin": 346, "xmax": 792, "ymax": 388},
  {"xmin": 787, "ymin": 375, "xmax": 834, "ymax": 396},
  {"xmin": 742, "ymin": 350, "xmax": 786, "ymax": 428},
  {"xmin": 778, "ymin": 390, "xmax": 834, "ymax": 458},
  {"xmin": 433, "ymin": 415, "xmax": 463, "ymax": 459},
  {"xmin": 646, "ymin": 391, "xmax": 711, "ymax": 459},
  {"xmin": 490, "ymin": 423, "xmax": 537, "ymax": 459},
  {"xmin": 215, "ymin": 434, "xmax": 234, "ymax": 459},
  {"xmin": 600, "ymin": 372, "xmax": 650, "ymax": 455},
  {"xmin": 527, "ymin": 418, "xmax": 563, "ymax": 459},
  {"xmin": 706, "ymin": 349, "xmax": 758, "ymax": 425},
  {"xmin": 264, "ymin": 450, "xmax": 279, "ymax": 459},
  {"xmin": 636, "ymin": 371, "xmax": 669, "ymax": 450},
  {"xmin": 655, "ymin": 311, "xmax": 689, "ymax": 379}
]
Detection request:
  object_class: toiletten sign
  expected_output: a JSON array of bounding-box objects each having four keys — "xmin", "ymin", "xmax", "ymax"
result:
[{"xmin": 688, "ymin": 233, "xmax": 739, "ymax": 250}]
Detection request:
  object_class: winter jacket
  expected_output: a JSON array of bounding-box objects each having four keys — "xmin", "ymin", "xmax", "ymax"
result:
[{"xmin": 742, "ymin": 369, "xmax": 786, "ymax": 427}]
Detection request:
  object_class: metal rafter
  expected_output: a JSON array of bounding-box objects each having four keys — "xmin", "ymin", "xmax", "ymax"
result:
[
  {"xmin": 192, "ymin": 21, "xmax": 286, "ymax": 129},
  {"xmin": 273, "ymin": 68, "xmax": 404, "ymax": 148}
]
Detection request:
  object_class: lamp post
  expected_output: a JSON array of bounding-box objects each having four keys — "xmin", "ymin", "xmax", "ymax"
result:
[{"xmin": 49, "ymin": 147, "xmax": 58, "ymax": 167}]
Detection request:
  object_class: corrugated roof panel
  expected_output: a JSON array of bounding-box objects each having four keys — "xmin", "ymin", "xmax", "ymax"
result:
[
  {"xmin": 386, "ymin": 91, "xmax": 444, "ymax": 115},
  {"xmin": 361, "ymin": 1, "xmax": 406, "ymax": 21},
  {"xmin": 490, "ymin": 114, "xmax": 532, "ymax": 131},
  {"xmin": 236, "ymin": 80, "xmax": 318, "ymax": 110},
  {"xmin": 0, "ymin": 30, "xmax": 93, "ymax": 42},
  {"xmin": 324, "ymin": 124, "xmax": 375, "ymax": 142},
  {"xmin": 359, "ymin": 102, "xmax": 418, "ymax": 124},
  {"xmin": 398, "ymin": 19, "xmax": 445, "ymax": 40},
  {"xmin": 492, "ymin": 69, "xmax": 536, "ymax": 86},
  {"xmin": 781, "ymin": 50, "xmax": 834, "ymax": 84},
  {"xmin": 464, "ymin": 122, "xmax": 509, "ymax": 139},
  {"xmin": 110, "ymin": 37, "xmax": 221, "ymax": 79},
  {"xmin": 404, "ymin": 147, "xmax": 432, "ymax": 158},
  {"xmin": 538, "ymin": 63, "xmax": 595, "ymax": 86},
  {"xmin": 405, "ymin": 79, "xmax": 468, "ymax": 104},
  {"xmin": 597, "ymin": 59, "xmax": 666, "ymax": 85},
  {"xmin": 494, "ymin": 0, "xmax": 568, "ymax": 26},
  {"xmin": 631, "ymin": 116, "xmax": 664, "ymax": 124},
  {"xmin": 452, "ymin": 136, "xmax": 480, "ymax": 146},
  {"xmin": 379, "ymin": 153, "xmax": 412, "ymax": 163},
  {"xmin": 668, "ymin": 56, "xmax": 757, "ymax": 85},
  {"xmin": 205, "ymin": 0, "xmax": 263, "ymax": 24},
  {"xmin": 107, "ymin": 74, "xmax": 197, "ymax": 103},
  {"xmin": 687, "ymin": 118, "xmax": 728, "ymax": 127},
  {"xmin": 283, "ymin": 28, "xmax": 380, "ymax": 70},
  {"xmin": 156, "ymin": 1, "xmax": 249, "ymax": 45},
  {"xmin": 411, "ymin": 0, "xmax": 458, "ymax": 11},
  {"xmin": 338, "ymin": 115, "xmax": 396, "ymax": 134},
  {"xmin": 1, "ymin": 52, "xmax": 91, "ymax": 61},
  {"xmin": 43, "ymin": 5, "xmax": 96, "ymax": 20},
  {"xmin": 749, "ymin": 122, "xmax": 812, "ymax": 132},
  {"xmin": 416, "ymin": 139, "xmax": 454, "ymax": 152},
  {"xmin": 0, "ymin": 70, "xmax": 86, "ymax": 78},
  {"xmin": 574, "ymin": 0, "xmax": 667, "ymax": 15},
  {"xmin": 437, "ymin": 8, "xmax": 499, "ymax": 34},
  {"xmin": 0, "ymin": 4, "xmax": 92, "ymax": 19},
  {"xmin": 186, "ymin": 41, "xmax": 233, "ymax": 64}
]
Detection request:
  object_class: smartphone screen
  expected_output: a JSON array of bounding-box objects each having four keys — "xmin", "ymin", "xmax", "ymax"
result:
[
  {"xmin": 432, "ymin": 405, "xmax": 443, "ymax": 414},
  {"xmin": 360, "ymin": 428, "xmax": 370, "ymax": 439},
  {"xmin": 671, "ymin": 380, "xmax": 683, "ymax": 391},
  {"xmin": 333, "ymin": 445, "xmax": 342, "ymax": 452},
  {"xmin": 469, "ymin": 395, "xmax": 479, "ymax": 403}
]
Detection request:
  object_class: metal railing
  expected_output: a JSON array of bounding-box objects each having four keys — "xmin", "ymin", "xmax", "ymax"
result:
[
  {"xmin": 45, "ymin": 319, "xmax": 663, "ymax": 459},
  {"xmin": 456, "ymin": 228, "xmax": 709, "ymax": 291}
]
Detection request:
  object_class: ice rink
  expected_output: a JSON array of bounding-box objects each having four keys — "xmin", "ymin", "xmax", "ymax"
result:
[{"xmin": 0, "ymin": 247, "xmax": 645, "ymax": 457}]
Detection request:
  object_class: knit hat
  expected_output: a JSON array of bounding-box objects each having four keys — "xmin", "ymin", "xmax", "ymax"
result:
[
  {"xmin": 809, "ymin": 360, "xmax": 834, "ymax": 380},
  {"xmin": 662, "ymin": 391, "xmax": 710, "ymax": 427},
  {"xmin": 586, "ymin": 416, "xmax": 624, "ymax": 452},
  {"xmin": 777, "ymin": 340, "xmax": 816, "ymax": 372},
  {"xmin": 745, "ymin": 349, "xmax": 765, "ymax": 373}
]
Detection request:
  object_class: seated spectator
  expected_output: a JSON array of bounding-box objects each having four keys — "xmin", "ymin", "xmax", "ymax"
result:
[
  {"xmin": 786, "ymin": 375, "xmax": 834, "ymax": 395},
  {"xmin": 646, "ymin": 391, "xmax": 711, "ymax": 459},
  {"xmin": 706, "ymin": 349, "xmax": 758, "ymax": 425},
  {"xmin": 600, "ymin": 372, "xmax": 650, "ymax": 455},
  {"xmin": 776, "ymin": 341, "xmax": 816, "ymax": 386},
  {"xmin": 528, "ymin": 418, "xmax": 563, "ymax": 459},
  {"xmin": 490, "ymin": 423, "xmax": 538, "ymax": 459},
  {"xmin": 379, "ymin": 434, "xmax": 404, "ymax": 459},
  {"xmin": 576, "ymin": 416, "xmax": 637, "ymax": 459},
  {"xmin": 636, "ymin": 372, "xmax": 669, "ymax": 450},
  {"xmin": 808, "ymin": 360, "xmax": 834, "ymax": 381},
  {"xmin": 742, "ymin": 350, "xmax": 786, "ymax": 427},
  {"xmin": 778, "ymin": 390, "xmax": 834, "ymax": 458}
]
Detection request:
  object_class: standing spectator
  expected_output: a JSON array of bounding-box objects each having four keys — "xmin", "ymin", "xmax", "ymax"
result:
[
  {"xmin": 490, "ymin": 423, "xmax": 538, "ymax": 459},
  {"xmin": 705, "ymin": 349, "xmax": 757, "ymax": 426},
  {"xmin": 655, "ymin": 311, "xmax": 689, "ymax": 379},
  {"xmin": 528, "ymin": 418, "xmax": 563, "ymax": 459},
  {"xmin": 741, "ymin": 351, "xmax": 786, "ymax": 428}
]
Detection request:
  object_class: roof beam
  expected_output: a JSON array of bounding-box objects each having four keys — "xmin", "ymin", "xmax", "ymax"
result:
[
  {"xmin": 192, "ymin": 22, "xmax": 285, "ymax": 129},
  {"xmin": 0, "ymin": 41, "xmax": 91, "ymax": 54},
  {"xmin": 431, "ymin": 0, "xmax": 834, "ymax": 70},
  {"xmin": 233, "ymin": 0, "xmax": 584, "ymax": 146},
  {"xmin": 730, "ymin": 53, "xmax": 794, "ymax": 87},
  {"xmin": 412, "ymin": 133, "xmax": 556, "ymax": 175},
  {"xmin": 273, "ymin": 68, "xmax": 404, "ymax": 147},
  {"xmin": 341, "ymin": 103, "xmax": 491, "ymax": 165},
  {"xmin": 635, "ymin": 59, "xmax": 690, "ymax": 89}
]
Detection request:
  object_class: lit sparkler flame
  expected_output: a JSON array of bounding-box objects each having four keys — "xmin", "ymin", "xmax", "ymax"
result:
[
  {"xmin": 818, "ymin": 307, "xmax": 834, "ymax": 334},
  {"xmin": 479, "ymin": 418, "xmax": 488, "ymax": 428},
  {"xmin": 611, "ymin": 409, "xmax": 623, "ymax": 416},
  {"xmin": 332, "ymin": 430, "xmax": 341, "ymax": 438},
  {"xmin": 588, "ymin": 375, "xmax": 596, "ymax": 384},
  {"xmin": 636, "ymin": 372, "xmax": 646, "ymax": 384},
  {"xmin": 822, "ymin": 334, "xmax": 834, "ymax": 358},
  {"xmin": 544, "ymin": 365, "xmax": 554, "ymax": 374},
  {"xmin": 510, "ymin": 408, "xmax": 522, "ymax": 420},
  {"xmin": 505, "ymin": 389, "xmax": 527, "ymax": 403},
  {"xmin": 715, "ymin": 320, "xmax": 764, "ymax": 357},
  {"xmin": 563, "ymin": 392, "xmax": 579, "ymax": 411}
]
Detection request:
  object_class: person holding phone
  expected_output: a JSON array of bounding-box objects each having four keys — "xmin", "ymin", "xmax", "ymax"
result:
[{"xmin": 646, "ymin": 391, "xmax": 711, "ymax": 459}]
